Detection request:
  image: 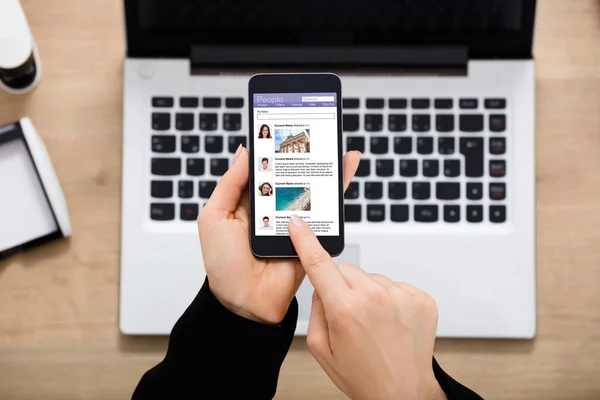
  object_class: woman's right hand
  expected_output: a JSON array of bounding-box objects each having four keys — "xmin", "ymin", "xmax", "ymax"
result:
[{"xmin": 288, "ymin": 215, "xmax": 447, "ymax": 400}]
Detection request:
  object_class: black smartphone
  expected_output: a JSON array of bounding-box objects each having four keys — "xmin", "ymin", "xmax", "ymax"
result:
[{"xmin": 248, "ymin": 73, "xmax": 344, "ymax": 258}]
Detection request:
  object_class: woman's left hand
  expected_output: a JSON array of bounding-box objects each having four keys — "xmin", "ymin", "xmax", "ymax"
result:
[{"xmin": 197, "ymin": 146, "xmax": 360, "ymax": 324}]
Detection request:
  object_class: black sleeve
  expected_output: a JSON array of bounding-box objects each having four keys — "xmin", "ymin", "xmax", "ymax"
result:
[
  {"xmin": 433, "ymin": 358, "xmax": 484, "ymax": 399},
  {"xmin": 132, "ymin": 278, "xmax": 298, "ymax": 400}
]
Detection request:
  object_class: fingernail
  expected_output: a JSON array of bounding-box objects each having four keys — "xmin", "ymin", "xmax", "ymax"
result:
[
  {"xmin": 232, "ymin": 144, "xmax": 243, "ymax": 164},
  {"xmin": 290, "ymin": 214, "xmax": 304, "ymax": 228},
  {"xmin": 354, "ymin": 150, "xmax": 362, "ymax": 156}
]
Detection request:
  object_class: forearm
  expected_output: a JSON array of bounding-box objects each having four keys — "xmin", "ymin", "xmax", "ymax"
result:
[
  {"xmin": 433, "ymin": 358, "xmax": 483, "ymax": 399},
  {"xmin": 133, "ymin": 278, "xmax": 298, "ymax": 400}
]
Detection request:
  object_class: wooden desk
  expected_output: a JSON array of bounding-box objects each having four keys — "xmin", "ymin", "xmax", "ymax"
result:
[{"xmin": 1, "ymin": 0, "xmax": 600, "ymax": 398}]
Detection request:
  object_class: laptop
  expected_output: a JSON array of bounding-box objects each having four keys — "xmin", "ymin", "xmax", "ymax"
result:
[{"xmin": 120, "ymin": 0, "xmax": 537, "ymax": 338}]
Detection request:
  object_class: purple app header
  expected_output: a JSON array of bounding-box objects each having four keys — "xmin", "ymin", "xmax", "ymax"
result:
[{"xmin": 253, "ymin": 93, "xmax": 337, "ymax": 108}]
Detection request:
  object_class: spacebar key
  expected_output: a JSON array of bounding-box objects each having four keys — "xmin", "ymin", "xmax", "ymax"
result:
[{"xmin": 459, "ymin": 137, "xmax": 484, "ymax": 177}]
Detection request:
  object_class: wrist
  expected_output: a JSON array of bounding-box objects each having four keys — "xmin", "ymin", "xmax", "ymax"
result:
[{"xmin": 428, "ymin": 380, "xmax": 448, "ymax": 400}]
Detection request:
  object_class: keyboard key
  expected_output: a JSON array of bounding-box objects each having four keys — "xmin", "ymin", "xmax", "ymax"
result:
[
  {"xmin": 412, "ymin": 182, "xmax": 430, "ymax": 200},
  {"xmin": 434, "ymin": 99, "xmax": 453, "ymax": 109},
  {"xmin": 199, "ymin": 113, "xmax": 218, "ymax": 131},
  {"xmin": 152, "ymin": 97, "xmax": 174, "ymax": 108},
  {"xmin": 460, "ymin": 99, "xmax": 478, "ymax": 109},
  {"xmin": 223, "ymin": 113, "xmax": 242, "ymax": 131},
  {"xmin": 345, "ymin": 204, "xmax": 362, "ymax": 222},
  {"xmin": 485, "ymin": 99, "xmax": 506, "ymax": 109},
  {"xmin": 394, "ymin": 137, "xmax": 412, "ymax": 154},
  {"xmin": 417, "ymin": 137, "xmax": 433, "ymax": 155},
  {"xmin": 186, "ymin": 158, "xmax": 205, "ymax": 176},
  {"xmin": 180, "ymin": 203, "xmax": 199, "ymax": 221},
  {"xmin": 444, "ymin": 205, "xmax": 460, "ymax": 223},
  {"xmin": 400, "ymin": 159, "xmax": 418, "ymax": 177},
  {"xmin": 490, "ymin": 205, "xmax": 506, "ymax": 223},
  {"xmin": 225, "ymin": 97, "xmax": 244, "ymax": 108},
  {"xmin": 444, "ymin": 160, "xmax": 460, "ymax": 177},
  {"xmin": 490, "ymin": 160, "xmax": 506, "ymax": 177},
  {"xmin": 365, "ymin": 182, "xmax": 383, "ymax": 200},
  {"xmin": 365, "ymin": 114, "xmax": 383, "ymax": 131},
  {"xmin": 411, "ymin": 98, "xmax": 430, "ymax": 109},
  {"xmin": 152, "ymin": 158, "xmax": 181, "ymax": 176},
  {"xmin": 389, "ymin": 98, "xmax": 407, "ymax": 109},
  {"xmin": 203, "ymin": 97, "xmax": 221, "ymax": 108},
  {"xmin": 388, "ymin": 182, "xmax": 407, "ymax": 200},
  {"xmin": 342, "ymin": 98, "xmax": 359, "ymax": 109},
  {"xmin": 180, "ymin": 97, "xmax": 199, "ymax": 108},
  {"xmin": 178, "ymin": 180, "xmax": 194, "ymax": 198},
  {"xmin": 436, "ymin": 114, "xmax": 455, "ymax": 133},
  {"xmin": 150, "ymin": 203, "xmax": 175, "ymax": 221},
  {"xmin": 490, "ymin": 115, "xmax": 506, "ymax": 132},
  {"xmin": 370, "ymin": 137, "xmax": 389, "ymax": 154},
  {"xmin": 345, "ymin": 182, "xmax": 359, "ymax": 199},
  {"xmin": 181, "ymin": 135, "xmax": 200, "ymax": 153},
  {"xmin": 422, "ymin": 159, "xmax": 439, "ymax": 177},
  {"xmin": 460, "ymin": 137, "xmax": 484, "ymax": 177},
  {"xmin": 152, "ymin": 135, "xmax": 176, "ymax": 153},
  {"xmin": 343, "ymin": 114, "xmax": 360, "ymax": 132},
  {"xmin": 466, "ymin": 182, "xmax": 483, "ymax": 200},
  {"xmin": 205, "ymin": 136, "xmax": 223, "ymax": 153},
  {"xmin": 467, "ymin": 205, "xmax": 483, "ymax": 223},
  {"xmin": 228, "ymin": 136, "xmax": 247, "ymax": 153},
  {"xmin": 151, "ymin": 180, "xmax": 173, "ymax": 198},
  {"xmin": 199, "ymin": 181, "xmax": 217, "ymax": 198},
  {"xmin": 438, "ymin": 137, "xmax": 454, "ymax": 155},
  {"xmin": 152, "ymin": 113, "xmax": 170, "ymax": 130},
  {"xmin": 391, "ymin": 205, "xmax": 409, "ymax": 222},
  {"xmin": 366, "ymin": 98, "xmax": 385, "ymax": 109},
  {"xmin": 490, "ymin": 137, "xmax": 506, "ymax": 155},
  {"xmin": 356, "ymin": 159, "xmax": 371, "ymax": 177},
  {"xmin": 376, "ymin": 159, "xmax": 394, "ymax": 177},
  {"xmin": 367, "ymin": 205, "xmax": 386, "ymax": 222},
  {"xmin": 211, "ymin": 158, "xmax": 229, "ymax": 176},
  {"xmin": 347, "ymin": 136, "xmax": 365, "ymax": 153},
  {"xmin": 389, "ymin": 114, "xmax": 407, "ymax": 132},
  {"xmin": 412, "ymin": 114, "xmax": 431, "ymax": 132},
  {"xmin": 436, "ymin": 182, "xmax": 460, "ymax": 200},
  {"xmin": 490, "ymin": 183, "xmax": 506, "ymax": 200},
  {"xmin": 175, "ymin": 113, "xmax": 194, "ymax": 131},
  {"xmin": 460, "ymin": 114, "xmax": 484, "ymax": 132},
  {"xmin": 414, "ymin": 205, "xmax": 438, "ymax": 223}
]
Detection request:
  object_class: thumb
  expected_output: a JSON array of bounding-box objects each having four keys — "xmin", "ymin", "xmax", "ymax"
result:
[
  {"xmin": 203, "ymin": 145, "xmax": 248, "ymax": 215},
  {"xmin": 306, "ymin": 290, "xmax": 332, "ymax": 358}
]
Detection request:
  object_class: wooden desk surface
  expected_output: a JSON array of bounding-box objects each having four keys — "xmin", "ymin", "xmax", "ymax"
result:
[{"xmin": 1, "ymin": 0, "xmax": 600, "ymax": 398}]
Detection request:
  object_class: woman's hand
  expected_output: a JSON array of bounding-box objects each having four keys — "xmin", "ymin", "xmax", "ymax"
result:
[
  {"xmin": 197, "ymin": 146, "xmax": 360, "ymax": 324},
  {"xmin": 288, "ymin": 216, "xmax": 447, "ymax": 400}
]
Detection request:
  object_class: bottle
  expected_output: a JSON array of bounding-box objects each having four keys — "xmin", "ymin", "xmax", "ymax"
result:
[{"xmin": 0, "ymin": 0, "xmax": 41, "ymax": 94}]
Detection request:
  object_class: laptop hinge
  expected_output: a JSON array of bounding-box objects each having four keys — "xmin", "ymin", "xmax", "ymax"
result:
[{"xmin": 190, "ymin": 45, "xmax": 468, "ymax": 76}]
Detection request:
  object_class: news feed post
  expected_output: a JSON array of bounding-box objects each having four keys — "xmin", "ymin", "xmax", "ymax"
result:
[{"xmin": 254, "ymin": 93, "xmax": 340, "ymax": 236}]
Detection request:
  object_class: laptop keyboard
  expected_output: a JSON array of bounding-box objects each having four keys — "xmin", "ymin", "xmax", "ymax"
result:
[{"xmin": 149, "ymin": 95, "xmax": 507, "ymax": 225}]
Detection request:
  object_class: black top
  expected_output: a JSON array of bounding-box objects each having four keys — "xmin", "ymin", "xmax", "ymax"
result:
[{"xmin": 132, "ymin": 279, "xmax": 483, "ymax": 399}]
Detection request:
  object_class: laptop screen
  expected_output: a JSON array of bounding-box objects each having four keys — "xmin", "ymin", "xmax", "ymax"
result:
[
  {"xmin": 126, "ymin": 0, "xmax": 535, "ymax": 59},
  {"xmin": 138, "ymin": 0, "xmax": 522, "ymax": 37}
]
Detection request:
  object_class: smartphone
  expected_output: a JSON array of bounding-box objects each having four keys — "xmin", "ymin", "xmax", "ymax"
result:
[{"xmin": 248, "ymin": 73, "xmax": 344, "ymax": 258}]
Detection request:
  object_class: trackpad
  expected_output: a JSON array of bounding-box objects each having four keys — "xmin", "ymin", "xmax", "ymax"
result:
[{"xmin": 333, "ymin": 244, "xmax": 360, "ymax": 265}]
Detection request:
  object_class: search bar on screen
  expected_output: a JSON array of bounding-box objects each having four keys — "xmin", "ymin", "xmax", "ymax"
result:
[
  {"xmin": 257, "ymin": 113, "xmax": 335, "ymax": 120},
  {"xmin": 301, "ymin": 96, "xmax": 335, "ymax": 102}
]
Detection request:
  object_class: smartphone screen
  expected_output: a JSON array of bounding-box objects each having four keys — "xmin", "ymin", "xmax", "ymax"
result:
[{"xmin": 249, "ymin": 74, "xmax": 344, "ymax": 257}]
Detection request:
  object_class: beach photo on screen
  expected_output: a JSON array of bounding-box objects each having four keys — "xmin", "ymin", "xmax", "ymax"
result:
[
  {"xmin": 275, "ymin": 187, "xmax": 311, "ymax": 211},
  {"xmin": 275, "ymin": 128, "xmax": 310, "ymax": 153}
]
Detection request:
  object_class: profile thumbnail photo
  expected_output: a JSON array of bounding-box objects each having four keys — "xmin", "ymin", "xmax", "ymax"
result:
[
  {"xmin": 275, "ymin": 128, "xmax": 310, "ymax": 154},
  {"xmin": 276, "ymin": 187, "xmax": 311, "ymax": 212}
]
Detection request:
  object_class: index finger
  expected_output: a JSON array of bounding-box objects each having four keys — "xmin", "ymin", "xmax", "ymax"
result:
[{"xmin": 288, "ymin": 215, "xmax": 348, "ymax": 303}]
